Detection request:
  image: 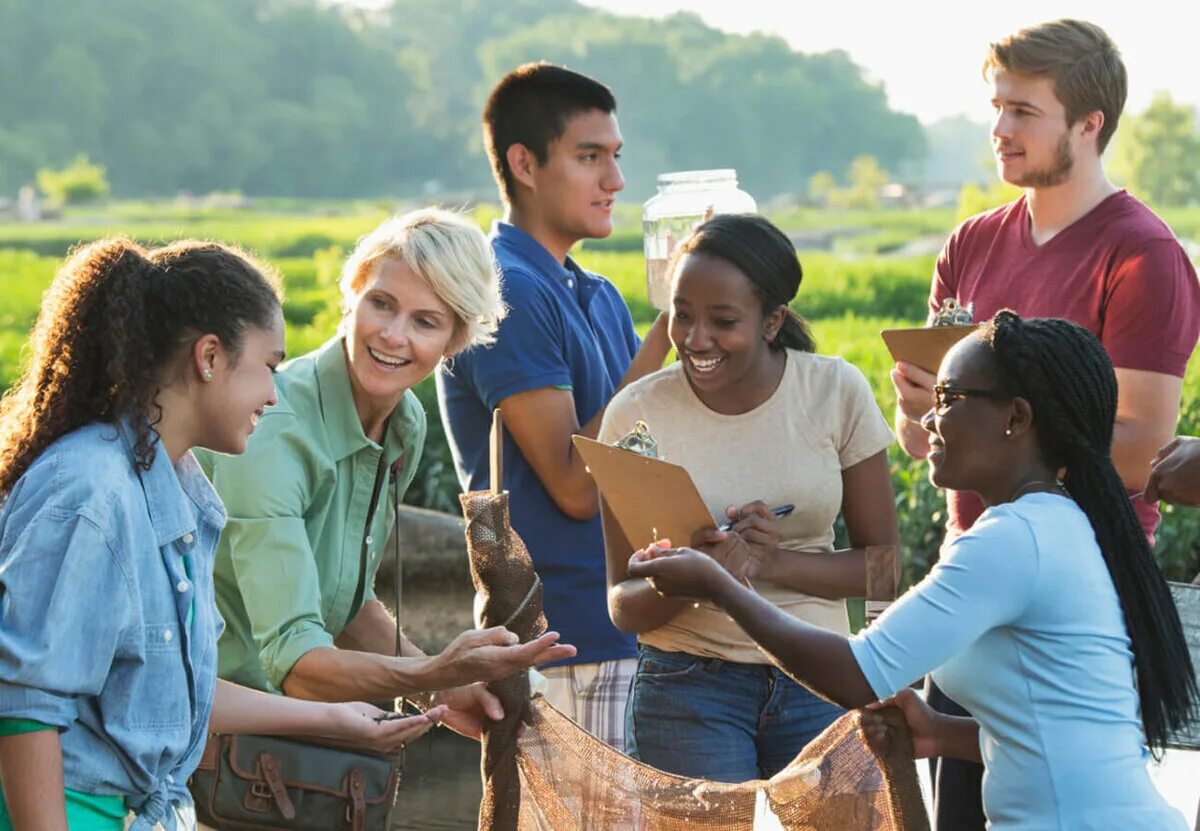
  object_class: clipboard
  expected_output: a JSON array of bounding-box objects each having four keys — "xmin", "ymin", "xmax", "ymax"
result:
[
  {"xmin": 880, "ymin": 324, "xmax": 980, "ymax": 374},
  {"xmin": 572, "ymin": 435, "xmax": 716, "ymax": 549}
]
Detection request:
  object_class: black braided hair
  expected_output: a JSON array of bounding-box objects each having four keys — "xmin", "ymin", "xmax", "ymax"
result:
[{"xmin": 981, "ymin": 310, "xmax": 1197, "ymax": 754}]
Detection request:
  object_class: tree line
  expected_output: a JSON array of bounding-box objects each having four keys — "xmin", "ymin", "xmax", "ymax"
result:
[{"xmin": 0, "ymin": 0, "xmax": 927, "ymax": 200}]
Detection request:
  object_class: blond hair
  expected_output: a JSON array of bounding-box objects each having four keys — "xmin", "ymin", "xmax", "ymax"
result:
[
  {"xmin": 340, "ymin": 209, "xmax": 505, "ymax": 352},
  {"xmin": 984, "ymin": 19, "xmax": 1127, "ymax": 153}
]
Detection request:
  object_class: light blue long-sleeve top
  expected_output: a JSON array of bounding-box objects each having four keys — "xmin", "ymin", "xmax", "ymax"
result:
[
  {"xmin": 0, "ymin": 422, "xmax": 225, "ymax": 830},
  {"xmin": 849, "ymin": 492, "xmax": 1187, "ymax": 830}
]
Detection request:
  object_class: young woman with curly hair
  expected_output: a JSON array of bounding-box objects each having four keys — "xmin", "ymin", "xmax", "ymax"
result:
[{"xmin": 0, "ymin": 239, "xmax": 443, "ymax": 831}]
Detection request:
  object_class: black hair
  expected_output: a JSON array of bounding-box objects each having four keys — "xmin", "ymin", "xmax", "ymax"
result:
[
  {"xmin": 482, "ymin": 62, "xmax": 617, "ymax": 204},
  {"xmin": 982, "ymin": 310, "xmax": 1197, "ymax": 754},
  {"xmin": 675, "ymin": 214, "xmax": 815, "ymax": 353},
  {"xmin": 0, "ymin": 237, "xmax": 282, "ymax": 490}
]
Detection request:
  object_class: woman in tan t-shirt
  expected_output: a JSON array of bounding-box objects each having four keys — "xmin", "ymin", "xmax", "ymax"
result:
[{"xmin": 599, "ymin": 214, "xmax": 898, "ymax": 782}]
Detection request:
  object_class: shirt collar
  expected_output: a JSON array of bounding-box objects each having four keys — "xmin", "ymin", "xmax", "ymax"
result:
[
  {"xmin": 490, "ymin": 220, "xmax": 591, "ymax": 289},
  {"xmin": 314, "ymin": 335, "xmax": 423, "ymax": 462},
  {"xmin": 118, "ymin": 420, "xmax": 226, "ymax": 548}
]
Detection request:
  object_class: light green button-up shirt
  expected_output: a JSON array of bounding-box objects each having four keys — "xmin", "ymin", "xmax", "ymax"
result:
[{"xmin": 199, "ymin": 337, "xmax": 425, "ymax": 692}]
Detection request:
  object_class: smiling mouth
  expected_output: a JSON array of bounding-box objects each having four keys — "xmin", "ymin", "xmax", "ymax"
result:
[
  {"xmin": 368, "ymin": 346, "xmax": 411, "ymax": 369},
  {"xmin": 687, "ymin": 354, "xmax": 725, "ymax": 374}
]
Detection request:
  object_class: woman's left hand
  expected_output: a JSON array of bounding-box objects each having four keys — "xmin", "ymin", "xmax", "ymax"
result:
[
  {"xmin": 321, "ymin": 702, "xmax": 448, "ymax": 755},
  {"xmin": 627, "ymin": 545, "xmax": 735, "ymax": 602}
]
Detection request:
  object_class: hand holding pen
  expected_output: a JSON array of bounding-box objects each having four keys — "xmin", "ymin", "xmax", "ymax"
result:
[{"xmin": 693, "ymin": 501, "xmax": 792, "ymax": 585}]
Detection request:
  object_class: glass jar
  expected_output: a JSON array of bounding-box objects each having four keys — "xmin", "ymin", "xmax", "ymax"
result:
[{"xmin": 642, "ymin": 169, "xmax": 757, "ymax": 310}]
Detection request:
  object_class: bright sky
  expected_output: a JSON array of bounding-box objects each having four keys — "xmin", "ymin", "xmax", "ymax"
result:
[{"xmin": 579, "ymin": 0, "xmax": 1200, "ymax": 124}]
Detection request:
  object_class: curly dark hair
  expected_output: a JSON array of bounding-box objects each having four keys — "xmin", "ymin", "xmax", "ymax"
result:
[
  {"xmin": 981, "ymin": 310, "xmax": 1197, "ymax": 754},
  {"xmin": 0, "ymin": 237, "xmax": 282, "ymax": 492}
]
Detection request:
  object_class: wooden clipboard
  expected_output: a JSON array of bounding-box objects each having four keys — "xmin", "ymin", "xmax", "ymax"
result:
[
  {"xmin": 880, "ymin": 324, "xmax": 980, "ymax": 374},
  {"xmin": 572, "ymin": 435, "xmax": 716, "ymax": 550}
]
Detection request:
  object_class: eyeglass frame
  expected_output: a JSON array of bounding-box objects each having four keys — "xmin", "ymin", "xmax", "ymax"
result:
[{"xmin": 931, "ymin": 384, "xmax": 1014, "ymax": 413}]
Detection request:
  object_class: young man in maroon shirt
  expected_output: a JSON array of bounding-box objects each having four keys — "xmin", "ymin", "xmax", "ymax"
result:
[{"xmin": 891, "ymin": 19, "xmax": 1200, "ymax": 831}]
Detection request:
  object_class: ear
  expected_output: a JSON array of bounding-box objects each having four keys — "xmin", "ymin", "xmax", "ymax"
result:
[
  {"xmin": 1078, "ymin": 109, "xmax": 1105, "ymax": 148},
  {"xmin": 1006, "ymin": 396, "xmax": 1035, "ymax": 438},
  {"xmin": 763, "ymin": 305, "xmax": 788, "ymax": 343},
  {"xmin": 506, "ymin": 143, "xmax": 539, "ymax": 193},
  {"xmin": 191, "ymin": 333, "xmax": 223, "ymax": 383}
]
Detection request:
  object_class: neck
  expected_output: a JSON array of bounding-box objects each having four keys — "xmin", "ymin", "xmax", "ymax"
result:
[
  {"xmin": 1024, "ymin": 161, "xmax": 1116, "ymax": 244},
  {"xmin": 151, "ymin": 386, "xmax": 193, "ymax": 465},
  {"xmin": 977, "ymin": 462, "xmax": 1063, "ymax": 509},
  {"xmin": 505, "ymin": 203, "xmax": 576, "ymax": 264},
  {"xmin": 342, "ymin": 341, "xmax": 403, "ymax": 444},
  {"xmin": 691, "ymin": 348, "xmax": 787, "ymax": 416}
]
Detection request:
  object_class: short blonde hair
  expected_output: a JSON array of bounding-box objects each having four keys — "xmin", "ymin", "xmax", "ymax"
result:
[{"xmin": 340, "ymin": 209, "xmax": 506, "ymax": 352}]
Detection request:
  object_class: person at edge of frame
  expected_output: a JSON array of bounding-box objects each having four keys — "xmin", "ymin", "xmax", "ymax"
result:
[{"xmin": 889, "ymin": 19, "xmax": 1200, "ymax": 831}]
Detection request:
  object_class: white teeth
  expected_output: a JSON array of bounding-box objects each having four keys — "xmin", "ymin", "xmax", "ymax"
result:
[
  {"xmin": 368, "ymin": 346, "xmax": 408, "ymax": 369},
  {"xmin": 689, "ymin": 355, "xmax": 723, "ymax": 373}
]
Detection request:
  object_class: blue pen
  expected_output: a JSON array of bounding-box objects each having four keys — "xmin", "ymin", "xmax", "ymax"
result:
[{"xmin": 717, "ymin": 504, "xmax": 795, "ymax": 532}]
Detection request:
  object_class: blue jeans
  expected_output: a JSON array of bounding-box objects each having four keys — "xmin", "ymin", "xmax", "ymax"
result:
[{"xmin": 625, "ymin": 644, "xmax": 844, "ymax": 782}]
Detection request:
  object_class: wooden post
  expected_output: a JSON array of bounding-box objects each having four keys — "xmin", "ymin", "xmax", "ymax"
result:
[{"xmin": 490, "ymin": 409, "xmax": 504, "ymax": 496}]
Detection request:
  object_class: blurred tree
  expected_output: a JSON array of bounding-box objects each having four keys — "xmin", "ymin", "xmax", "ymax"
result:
[
  {"xmin": 36, "ymin": 155, "xmax": 110, "ymax": 204},
  {"xmin": 807, "ymin": 171, "xmax": 838, "ymax": 206},
  {"xmin": 1109, "ymin": 91, "xmax": 1200, "ymax": 208}
]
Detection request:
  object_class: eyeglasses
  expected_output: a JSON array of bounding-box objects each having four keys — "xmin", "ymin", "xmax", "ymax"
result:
[{"xmin": 932, "ymin": 384, "xmax": 1013, "ymax": 413}]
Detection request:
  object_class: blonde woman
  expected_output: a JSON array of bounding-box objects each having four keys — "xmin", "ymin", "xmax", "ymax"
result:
[{"xmin": 201, "ymin": 209, "xmax": 575, "ymax": 741}]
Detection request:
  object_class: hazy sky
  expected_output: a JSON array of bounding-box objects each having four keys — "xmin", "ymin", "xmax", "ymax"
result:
[{"xmin": 578, "ymin": 0, "xmax": 1200, "ymax": 124}]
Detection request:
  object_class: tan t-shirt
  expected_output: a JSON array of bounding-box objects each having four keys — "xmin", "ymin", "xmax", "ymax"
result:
[{"xmin": 598, "ymin": 350, "xmax": 894, "ymax": 664}]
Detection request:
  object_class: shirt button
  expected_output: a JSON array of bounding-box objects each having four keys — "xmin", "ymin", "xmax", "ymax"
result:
[
  {"xmin": 163, "ymin": 629, "xmax": 174, "ymax": 643},
  {"xmin": 167, "ymin": 774, "xmax": 175, "ymax": 784},
  {"xmin": 176, "ymin": 580, "xmax": 190, "ymax": 593},
  {"xmin": 365, "ymin": 535, "xmax": 373, "ymax": 546},
  {"xmin": 566, "ymin": 279, "xmax": 575, "ymax": 288},
  {"xmin": 181, "ymin": 533, "xmax": 194, "ymax": 545}
]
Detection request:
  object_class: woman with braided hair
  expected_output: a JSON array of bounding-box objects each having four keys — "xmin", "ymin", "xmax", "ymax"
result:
[
  {"xmin": 0, "ymin": 239, "xmax": 443, "ymax": 831},
  {"xmin": 629, "ymin": 310, "xmax": 1196, "ymax": 829}
]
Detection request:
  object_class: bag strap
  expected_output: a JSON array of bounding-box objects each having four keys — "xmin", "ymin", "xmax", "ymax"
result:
[{"xmin": 350, "ymin": 447, "xmax": 391, "ymax": 616}]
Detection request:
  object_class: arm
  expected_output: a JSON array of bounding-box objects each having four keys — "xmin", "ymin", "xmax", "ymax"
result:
[
  {"xmin": 1111, "ymin": 368, "xmax": 1184, "ymax": 493},
  {"xmin": 281, "ymin": 628, "xmax": 574, "ymax": 702},
  {"xmin": 603, "ymin": 497, "xmax": 689, "ymax": 633},
  {"xmin": 753, "ymin": 451, "xmax": 899, "ymax": 597},
  {"xmin": 499, "ymin": 314, "xmax": 671, "ymax": 520},
  {"xmin": 0, "ymin": 730, "xmax": 67, "ymax": 831},
  {"xmin": 1145, "ymin": 436, "xmax": 1200, "ymax": 506},
  {"xmin": 632, "ymin": 508, "xmax": 1038, "ymax": 709},
  {"xmin": 210, "ymin": 680, "xmax": 443, "ymax": 754}
]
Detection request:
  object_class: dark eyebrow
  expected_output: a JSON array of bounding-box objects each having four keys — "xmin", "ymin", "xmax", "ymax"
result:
[
  {"xmin": 991, "ymin": 97, "xmax": 1044, "ymax": 114},
  {"xmin": 575, "ymin": 140, "xmax": 623, "ymax": 152}
]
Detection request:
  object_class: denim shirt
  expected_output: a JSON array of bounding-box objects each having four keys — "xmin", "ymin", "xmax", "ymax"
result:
[{"xmin": 0, "ymin": 422, "xmax": 225, "ymax": 830}]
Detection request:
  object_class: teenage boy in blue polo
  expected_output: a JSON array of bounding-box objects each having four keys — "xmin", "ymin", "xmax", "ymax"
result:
[{"xmin": 438, "ymin": 63, "xmax": 669, "ymax": 749}]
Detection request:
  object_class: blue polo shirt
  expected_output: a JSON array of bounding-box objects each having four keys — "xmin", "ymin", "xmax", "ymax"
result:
[{"xmin": 436, "ymin": 221, "xmax": 640, "ymax": 665}]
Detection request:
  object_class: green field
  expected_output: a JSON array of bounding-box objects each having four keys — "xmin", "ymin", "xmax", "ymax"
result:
[{"xmin": 0, "ymin": 203, "xmax": 1197, "ymax": 583}]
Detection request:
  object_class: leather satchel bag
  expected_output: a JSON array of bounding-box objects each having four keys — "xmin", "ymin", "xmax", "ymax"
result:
[
  {"xmin": 191, "ymin": 452, "xmax": 408, "ymax": 831},
  {"xmin": 190, "ymin": 733, "xmax": 400, "ymax": 831}
]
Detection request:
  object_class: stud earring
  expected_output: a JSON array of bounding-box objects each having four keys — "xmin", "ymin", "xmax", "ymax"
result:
[
  {"xmin": 1005, "ymin": 428, "xmax": 1013, "ymax": 436},
  {"xmin": 203, "ymin": 370, "xmax": 213, "ymax": 381}
]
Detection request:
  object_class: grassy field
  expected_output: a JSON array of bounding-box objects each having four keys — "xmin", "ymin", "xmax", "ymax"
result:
[{"xmin": 0, "ymin": 202, "xmax": 1197, "ymax": 583}]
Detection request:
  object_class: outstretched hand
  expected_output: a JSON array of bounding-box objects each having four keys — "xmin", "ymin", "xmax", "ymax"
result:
[
  {"xmin": 435, "ymin": 627, "xmax": 577, "ymax": 689},
  {"xmin": 321, "ymin": 702, "xmax": 447, "ymax": 755},
  {"xmin": 627, "ymin": 542, "xmax": 737, "ymax": 602}
]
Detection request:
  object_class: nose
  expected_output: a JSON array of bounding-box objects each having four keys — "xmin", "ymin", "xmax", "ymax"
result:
[
  {"xmin": 604, "ymin": 157, "xmax": 625, "ymax": 194},
  {"xmin": 920, "ymin": 409, "xmax": 937, "ymax": 433},
  {"xmin": 991, "ymin": 110, "xmax": 1011, "ymax": 142},
  {"xmin": 682, "ymin": 320, "xmax": 710, "ymax": 352},
  {"xmin": 380, "ymin": 317, "xmax": 411, "ymax": 346}
]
